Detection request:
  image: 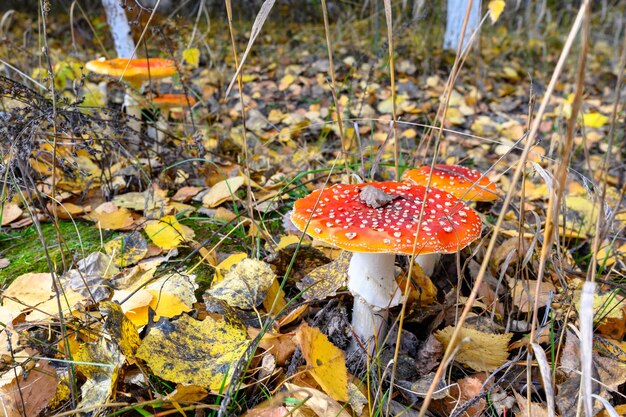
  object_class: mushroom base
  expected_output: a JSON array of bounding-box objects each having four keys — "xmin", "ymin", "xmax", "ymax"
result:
[
  {"xmin": 414, "ymin": 253, "xmax": 441, "ymax": 276},
  {"xmin": 349, "ymin": 295, "xmax": 388, "ymax": 352}
]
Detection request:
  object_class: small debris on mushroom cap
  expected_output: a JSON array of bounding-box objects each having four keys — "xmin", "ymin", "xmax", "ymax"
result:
[
  {"xmin": 359, "ymin": 185, "xmax": 399, "ymax": 208},
  {"xmin": 402, "ymin": 164, "xmax": 498, "ymax": 202},
  {"xmin": 291, "ymin": 181, "xmax": 482, "ymax": 255}
]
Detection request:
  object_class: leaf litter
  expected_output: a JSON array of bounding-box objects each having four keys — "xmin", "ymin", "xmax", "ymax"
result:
[{"xmin": 0, "ymin": 4, "xmax": 624, "ymax": 416}]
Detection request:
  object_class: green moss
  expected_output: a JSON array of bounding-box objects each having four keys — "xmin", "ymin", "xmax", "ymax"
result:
[{"xmin": 0, "ymin": 220, "xmax": 118, "ymax": 284}]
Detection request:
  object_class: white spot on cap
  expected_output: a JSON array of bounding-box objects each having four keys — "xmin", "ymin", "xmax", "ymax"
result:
[{"xmin": 345, "ymin": 232, "xmax": 357, "ymax": 239}]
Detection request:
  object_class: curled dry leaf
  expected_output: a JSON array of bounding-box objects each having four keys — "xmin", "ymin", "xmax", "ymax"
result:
[
  {"xmin": 202, "ymin": 176, "xmax": 245, "ymax": 208},
  {"xmin": 435, "ymin": 326, "xmax": 512, "ymax": 372},
  {"xmin": 508, "ymin": 277, "xmax": 555, "ymax": 311},
  {"xmin": 1, "ymin": 203, "xmax": 23, "ymax": 226},
  {"xmin": 283, "ymin": 383, "xmax": 351, "ymax": 417}
]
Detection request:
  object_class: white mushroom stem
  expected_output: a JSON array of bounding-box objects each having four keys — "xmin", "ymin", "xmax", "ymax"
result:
[
  {"xmin": 347, "ymin": 252, "xmax": 402, "ymax": 352},
  {"xmin": 123, "ymin": 92, "xmax": 142, "ymax": 133},
  {"xmin": 414, "ymin": 253, "xmax": 441, "ymax": 277}
]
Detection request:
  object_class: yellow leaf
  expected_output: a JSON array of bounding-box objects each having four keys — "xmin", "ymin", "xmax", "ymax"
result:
[
  {"xmin": 582, "ymin": 112, "xmax": 609, "ymax": 128},
  {"xmin": 126, "ymin": 272, "xmax": 197, "ymax": 327},
  {"xmin": 136, "ymin": 314, "xmax": 249, "ymax": 390},
  {"xmin": 295, "ymin": 323, "xmax": 348, "ymax": 402},
  {"xmin": 202, "ymin": 176, "xmax": 245, "ymax": 208},
  {"xmin": 278, "ymin": 73, "xmax": 295, "ymax": 91},
  {"xmin": 488, "ymin": 0, "xmax": 506, "ymax": 23},
  {"xmin": 276, "ymin": 235, "xmax": 301, "ymax": 250},
  {"xmin": 104, "ymin": 232, "xmax": 148, "ymax": 267},
  {"xmin": 144, "ymin": 215, "xmax": 193, "ymax": 250},
  {"xmin": 86, "ymin": 202, "xmax": 134, "ymax": 230},
  {"xmin": 214, "ymin": 252, "xmax": 248, "ymax": 283},
  {"xmin": 99, "ymin": 301, "xmax": 141, "ymax": 363},
  {"xmin": 207, "ymin": 258, "xmax": 276, "ymax": 309},
  {"xmin": 297, "ymin": 251, "xmax": 349, "ymax": 301},
  {"xmin": 435, "ymin": 326, "xmax": 512, "ymax": 372},
  {"xmin": 182, "ymin": 47, "xmax": 200, "ymax": 68}
]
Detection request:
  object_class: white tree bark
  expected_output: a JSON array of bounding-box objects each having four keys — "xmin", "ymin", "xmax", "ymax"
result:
[
  {"xmin": 443, "ymin": 0, "xmax": 481, "ymax": 51},
  {"xmin": 102, "ymin": 0, "xmax": 136, "ymax": 58}
]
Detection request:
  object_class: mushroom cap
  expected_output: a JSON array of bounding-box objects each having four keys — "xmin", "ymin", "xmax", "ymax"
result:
[
  {"xmin": 151, "ymin": 94, "xmax": 197, "ymax": 109},
  {"xmin": 85, "ymin": 58, "xmax": 176, "ymax": 86},
  {"xmin": 401, "ymin": 164, "xmax": 498, "ymax": 202},
  {"xmin": 291, "ymin": 181, "xmax": 482, "ymax": 255}
]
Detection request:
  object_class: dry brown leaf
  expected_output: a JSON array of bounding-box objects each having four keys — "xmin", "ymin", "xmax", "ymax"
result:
[
  {"xmin": 1, "ymin": 203, "xmax": 23, "ymax": 226},
  {"xmin": 283, "ymin": 383, "xmax": 351, "ymax": 417},
  {"xmin": 509, "ymin": 278, "xmax": 555, "ymax": 311},
  {"xmin": 202, "ymin": 176, "xmax": 245, "ymax": 208},
  {"xmin": 435, "ymin": 326, "xmax": 512, "ymax": 372},
  {"xmin": 0, "ymin": 357, "xmax": 58, "ymax": 417},
  {"xmin": 514, "ymin": 392, "xmax": 551, "ymax": 417}
]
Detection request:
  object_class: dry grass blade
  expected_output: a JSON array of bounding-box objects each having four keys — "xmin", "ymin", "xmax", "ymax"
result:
[
  {"xmin": 580, "ymin": 281, "xmax": 595, "ymax": 417},
  {"xmin": 418, "ymin": 2, "xmax": 591, "ymax": 416},
  {"xmin": 382, "ymin": 0, "xmax": 398, "ymax": 180},
  {"xmin": 531, "ymin": 343, "xmax": 555, "ymax": 417},
  {"xmin": 320, "ymin": 0, "xmax": 347, "ymax": 166},
  {"xmin": 224, "ymin": 0, "xmax": 276, "ymax": 97}
]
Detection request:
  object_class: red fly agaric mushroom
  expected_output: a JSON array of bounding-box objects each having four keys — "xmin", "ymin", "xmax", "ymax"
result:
[
  {"xmin": 291, "ymin": 181, "xmax": 482, "ymax": 351},
  {"xmin": 401, "ymin": 164, "xmax": 498, "ymax": 202},
  {"xmin": 149, "ymin": 94, "xmax": 197, "ymax": 143},
  {"xmin": 401, "ymin": 164, "xmax": 497, "ymax": 274},
  {"xmin": 85, "ymin": 57, "xmax": 177, "ymax": 132}
]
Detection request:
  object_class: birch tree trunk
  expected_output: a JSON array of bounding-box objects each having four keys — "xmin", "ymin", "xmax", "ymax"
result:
[
  {"xmin": 102, "ymin": 0, "xmax": 136, "ymax": 57},
  {"xmin": 443, "ymin": 0, "xmax": 481, "ymax": 51}
]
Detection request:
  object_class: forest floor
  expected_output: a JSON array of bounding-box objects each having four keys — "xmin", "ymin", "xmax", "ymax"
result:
[{"xmin": 0, "ymin": 4, "xmax": 625, "ymax": 417}]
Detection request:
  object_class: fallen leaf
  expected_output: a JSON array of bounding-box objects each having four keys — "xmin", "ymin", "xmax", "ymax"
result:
[
  {"xmin": 86, "ymin": 202, "xmax": 134, "ymax": 230},
  {"xmin": 508, "ymin": 278, "xmax": 555, "ymax": 311},
  {"xmin": 488, "ymin": 0, "xmax": 506, "ymax": 23},
  {"xmin": 279, "ymin": 73, "xmax": 296, "ymax": 91},
  {"xmin": 435, "ymin": 326, "xmax": 512, "ymax": 372},
  {"xmin": 295, "ymin": 323, "xmax": 348, "ymax": 402},
  {"xmin": 202, "ymin": 176, "xmax": 245, "ymax": 208},
  {"xmin": 182, "ymin": 47, "xmax": 200, "ymax": 68},
  {"xmin": 74, "ymin": 338, "xmax": 124, "ymax": 414},
  {"xmin": 283, "ymin": 383, "xmax": 351, "ymax": 417},
  {"xmin": 136, "ymin": 314, "xmax": 249, "ymax": 390},
  {"xmin": 582, "ymin": 112, "xmax": 609, "ymax": 128},
  {"xmin": 104, "ymin": 232, "xmax": 148, "ymax": 267},
  {"xmin": 213, "ymin": 252, "xmax": 248, "ymax": 283},
  {"xmin": 61, "ymin": 252, "xmax": 118, "ymax": 302},
  {"xmin": 100, "ymin": 301, "xmax": 141, "ymax": 363},
  {"xmin": 297, "ymin": 251, "xmax": 349, "ymax": 301},
  {"xmin": 0, "ymin": 357, "xmax": 58, "ymax": 417},
  {"xmin": 207, "ymin": 258, "xmax": 276, "ymax": 309},
  {"xmin": 144, "ymin": 215, "xmax": 194, "ymax": 250},
  {"xmin": 514, "ymin": 391, "xmax": 550, "ymax": 417},
  {"xmin": 1, "ymin": 203, "xmax": 23, "ymax": 226}
]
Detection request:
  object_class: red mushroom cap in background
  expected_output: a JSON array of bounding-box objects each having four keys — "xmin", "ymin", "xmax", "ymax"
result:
[
  {"xmin": 151, "ymin": 94, "xmax": 196, "ymax": 109},
  {"xmin": 401, "ymin": 164, "xmax": 498, "ymax": 202},
  {"xmin": 291, "ymin": 181, "xmax": 482, "ymax": 255},
  {"xmin": 85, "ymin": 57, "xmax": 177, "ymax": 88}
]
